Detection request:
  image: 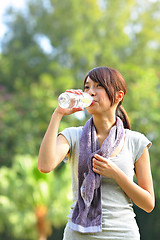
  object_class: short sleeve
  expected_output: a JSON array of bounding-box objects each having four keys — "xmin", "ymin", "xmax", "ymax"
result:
[
  {"xmin": 58, "ymin": 126, "xmax": 82, "ymax": 162},
  {"xmin": 134, "ymin": 133, "xmax": 152, "ymax": 162}
]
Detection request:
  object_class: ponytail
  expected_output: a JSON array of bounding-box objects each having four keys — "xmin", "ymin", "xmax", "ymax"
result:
[{"xmin": 116, "ymin": 105, "xmax": 131, "ymax": 130}]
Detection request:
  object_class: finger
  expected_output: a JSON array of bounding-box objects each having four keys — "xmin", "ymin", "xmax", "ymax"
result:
[
  {"xmin": 65, "ymin": 89, "xmax": 74, "ymax": 93},
  {"xmin": 93, "ymin": 158, "xmax": 101, "ymax": 166},
  {"xmin": 57, "ymin": 106, "xmax": 83, "ymax": 116},
  {"xmin": 66, "ymin": 89, "xmax": 83, "ymax": 95},
  {"xmin": 92, "ymin": 158, "xmax": 103, "ymax": 169},
  {"xmin": 77, "ymin": 89, "xmax": 83, "ymax": 95},
  {"xmin": 93, "ymin": 166, "xmax": 101, "ymax": 174},
  {"xmin": 94, "ymin": 154, "xmax": 107, "ymax": 162},
  {"xmin": 72, "ymin": 107, "xmax": 83, "ymax": 112}
]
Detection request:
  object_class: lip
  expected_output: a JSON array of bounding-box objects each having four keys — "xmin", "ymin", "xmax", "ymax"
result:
[{"xmin": 90, "ymin": 100, "xmax": 96, "ymax": 106}]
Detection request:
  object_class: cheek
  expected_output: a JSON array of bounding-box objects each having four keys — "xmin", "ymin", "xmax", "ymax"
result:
[
  {"xmin": 99, "ymin": 90, "xmax": 110, "ymax": 102},
  {"xmin": 100, "ymin": 96, "xmax": 111, "ymax": 106}
]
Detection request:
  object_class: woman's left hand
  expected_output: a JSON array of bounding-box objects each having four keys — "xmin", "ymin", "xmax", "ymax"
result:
[{"xmin": 92, "ymin": 154, "xmax": 118, "ymax": 179}]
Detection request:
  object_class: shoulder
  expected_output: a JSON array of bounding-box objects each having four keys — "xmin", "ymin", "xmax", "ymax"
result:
[
  {"xmin": 125, "ymin": 129, "xmax": 143, "ymax": 141},
  {"xmin": 61, "ymin": 126, "xmax": 83, "ymax": 137},
  {"xmin": 126, "ymin": 129, "xmax": 144, "ymax": 138},
  {"xmin": 125, "ymin": 129, "xmax": 151, "ymax": 148},
  {"xmin": 125, "ymin": 129, "xmax": 152, "ymax": 162},
  {"xmin": 59, "ymin": 126, "xmax": 83, "ymax": 145},
  {"xmin": 59, "ymin": 126, "xmax": 83, "ymax": 162}
]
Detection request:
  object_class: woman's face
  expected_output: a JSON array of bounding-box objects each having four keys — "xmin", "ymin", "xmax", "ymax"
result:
[{"xmin": 84, "ymin": 77, "xmax": 114, "ymax": 116}]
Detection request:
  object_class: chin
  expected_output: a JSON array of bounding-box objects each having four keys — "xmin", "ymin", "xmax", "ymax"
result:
[{"xmin": 86, "ymin": 107, "xmax": 99, "ymax": 115}]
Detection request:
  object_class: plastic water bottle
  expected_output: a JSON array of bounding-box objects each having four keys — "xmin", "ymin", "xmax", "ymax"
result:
[{"xmin": 58, "ymin": 91, "xmax": 93, "ymax": 109}]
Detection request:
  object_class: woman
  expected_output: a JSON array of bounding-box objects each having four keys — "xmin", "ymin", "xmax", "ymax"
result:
[{"xmin": 38, "ymin": 67, "xmax": 155, "ymax": 240}]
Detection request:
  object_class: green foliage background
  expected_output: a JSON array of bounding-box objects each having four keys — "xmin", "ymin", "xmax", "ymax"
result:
[{"xmin": 0, "ymin": 0, "xmax": 160, "ymax": 239}]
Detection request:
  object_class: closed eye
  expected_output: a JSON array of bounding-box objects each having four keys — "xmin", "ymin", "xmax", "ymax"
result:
[
  {"xmin": 84, "ymin": 85, "xmax": 90, "ymax": 90},
  {"xmin": 97, "ymin": 83, "xmax": 103, "ymax": 87}
]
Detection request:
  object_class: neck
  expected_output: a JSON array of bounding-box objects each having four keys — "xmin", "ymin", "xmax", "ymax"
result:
[{"xmin": 93, "ymin": 114, "xmax": 116, "ymax": 136}]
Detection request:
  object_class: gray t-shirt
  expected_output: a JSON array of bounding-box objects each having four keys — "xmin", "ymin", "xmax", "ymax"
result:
[{"xmin": 60, "ymin": 127, "xmax": 151, "ymax": 240}]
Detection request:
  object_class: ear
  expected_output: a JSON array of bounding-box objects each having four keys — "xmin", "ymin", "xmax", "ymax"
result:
[{"xmin": 116, "ymin": 91, "xmax": 124, "ymax": 103}]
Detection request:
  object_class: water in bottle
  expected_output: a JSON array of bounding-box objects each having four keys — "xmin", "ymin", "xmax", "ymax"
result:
[{"xmin": 58, "ymin": 91, "xmax": 93, "ymax": 109}]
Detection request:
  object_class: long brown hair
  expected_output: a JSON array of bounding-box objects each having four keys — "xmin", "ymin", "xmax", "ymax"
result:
[{"xmin": 84, "ymin": 66, "xmax": 131, "ymax": 129}]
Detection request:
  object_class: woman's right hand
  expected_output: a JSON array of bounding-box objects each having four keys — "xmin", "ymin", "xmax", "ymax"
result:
[
  {"xmin": 55, "ymin": 105, "xmax": 83, "ymax": 116},
  {"xmin": 56, "ymin": 89, "xmax": 84, "ymax": 116}
]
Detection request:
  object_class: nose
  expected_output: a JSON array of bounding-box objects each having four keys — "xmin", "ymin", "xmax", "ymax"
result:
[{"xmin": 88, "ymin": 87, "xmax": 96, "ymax": 96}]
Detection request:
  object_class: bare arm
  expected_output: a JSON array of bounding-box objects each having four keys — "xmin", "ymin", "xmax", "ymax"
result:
[
  {"xmin": 38, "ymin": 106, "xmax": 82, "ymax": 173},
  {"xmin": 93, "ymin": 147, "xmax": 155, "ymax": 213}
]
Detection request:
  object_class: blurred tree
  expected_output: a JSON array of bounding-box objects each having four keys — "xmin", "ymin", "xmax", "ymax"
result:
[
  {"xmin": 0, "ymin": 155, "xmax": 72, "ymax": 239},
  {"xmin": 0, "ymin": 71, "xmax": 77, "ymax": 166},
  {"xmin": 123, "ymin": 0, "xmax": 160, "ymax": 69}
]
